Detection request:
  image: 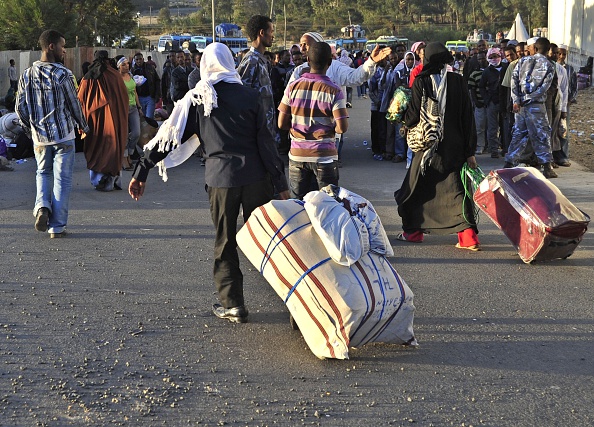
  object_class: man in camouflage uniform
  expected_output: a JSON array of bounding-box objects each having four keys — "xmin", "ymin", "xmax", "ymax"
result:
[
  {"xmin": 504, "ymin": 37, "xmax": 557, "ymax": 179},
  {"xmin": 237, "ymin": 15, "xmax": 277, "ymax": 142}
]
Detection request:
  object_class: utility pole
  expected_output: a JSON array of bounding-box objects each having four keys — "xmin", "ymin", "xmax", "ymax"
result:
[{"xmin": 211, "ymin": 0, "xmax": 215, "ymax": 39}]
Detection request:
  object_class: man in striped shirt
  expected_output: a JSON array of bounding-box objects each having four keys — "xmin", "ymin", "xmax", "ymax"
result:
[
  {"xmin": 16, "ymin": 29, "xmax": 89, "ymax": 238},
  {"xmin": 278, "ymin": 42, "xmax": 348, "ymax": 199}
]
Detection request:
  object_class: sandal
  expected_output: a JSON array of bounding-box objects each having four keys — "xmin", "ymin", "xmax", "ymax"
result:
[
  {"xmin": 455, "ymin": 243, "xmax": 481, "ymax": 251},
  {"xmin": 122, "ymin": 160, "xmax": 134, "ymax": 171},
  {"xmin": 122, "ymin": 155, "xmax": 134, "ymax": 171}
]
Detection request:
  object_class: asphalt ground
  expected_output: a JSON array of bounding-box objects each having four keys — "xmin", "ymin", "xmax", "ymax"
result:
[{"xmin": 1, "ymin": 97, "xmax": 593, "ymax": 426}]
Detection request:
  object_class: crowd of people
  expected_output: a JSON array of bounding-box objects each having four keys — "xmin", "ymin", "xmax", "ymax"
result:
[{"xmin": 6, "ymin": 20, "xmax": 581, "ymax": 322}]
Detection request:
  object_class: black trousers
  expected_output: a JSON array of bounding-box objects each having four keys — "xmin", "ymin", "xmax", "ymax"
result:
[
  {"xmin": 370, "ymin": 110, "xmax": 387, "ymax": 155},
  {"xmin": 207, "ymin": 179, "xmax": 273, "ymax": 308}
]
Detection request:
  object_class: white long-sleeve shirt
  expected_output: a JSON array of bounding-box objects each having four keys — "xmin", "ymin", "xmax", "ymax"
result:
[
  {"xmin": 555, "ymin": 62, "xmax": 568, "ymax": 113},
  {"xmin": 288, "ymin": 58, "xmax": 377, "ymax": 97}
]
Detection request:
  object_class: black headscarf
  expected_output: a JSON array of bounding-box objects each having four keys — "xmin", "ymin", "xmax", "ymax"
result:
[
  {"xmin": 419, "ymin": 42, "xmax": 454, "ymax": 77},
  {"xmin": 84, "ymin": 50, "xmax": 110, "ymax": 80}
]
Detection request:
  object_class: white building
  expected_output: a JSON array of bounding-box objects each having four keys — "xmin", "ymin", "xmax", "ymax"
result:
[{"xmin": 548, "ymin": 0, "xmax": 593, "ymax": 71}]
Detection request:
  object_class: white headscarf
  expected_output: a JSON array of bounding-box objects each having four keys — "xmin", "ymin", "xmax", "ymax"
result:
[
  {"xmin": 194, "ymin": 42, "xmax": 242, "ymax": 116},
  {"xmin": 403, "ymin": 51, "xmax": 415, "ymax": 71},
  {"xmin": 144, "ymin": 42, "xmax": 242, "ymax": 181}
]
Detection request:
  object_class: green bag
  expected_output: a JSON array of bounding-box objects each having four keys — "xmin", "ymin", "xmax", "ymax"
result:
[{"xmin": 385, "ymin": 86, "xmax": 411, "ymax": 123}]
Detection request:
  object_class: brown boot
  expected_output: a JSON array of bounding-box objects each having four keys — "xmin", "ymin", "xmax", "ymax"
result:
[{"xmin": 542, "ymin": 163, "xmax": 558, "ymax": 179}]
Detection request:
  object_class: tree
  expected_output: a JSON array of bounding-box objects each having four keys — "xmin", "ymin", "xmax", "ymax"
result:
[
  {"xmin": 197, "ymin": 0, "xmax": 235, "ymax": 24},
  {"xmin": 158, "ymin": 7, "xmax": 171, "ymax": 26},
  {"xmin": 0, "ymin": 0, "xmax": 136, "ymax": 49},
  {"xmin": 91, "ymin": 0, "xmax": 136, "ymax": 46},
  {"xmin": 0, "ymin": 0, "xmax": 76, "ymax": 50},
  {"xmin": 232, "ymin": 0, "xmax": 270, "ymax": 28}
]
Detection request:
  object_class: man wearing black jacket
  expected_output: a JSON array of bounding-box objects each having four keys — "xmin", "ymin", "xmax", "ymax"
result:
[
  {"xmin": 479, "ymin": 47, "xmax": 504, "ymax": 158},
  {"xmin": 132, "ymin": 52, "xmax": 161, "ymax": 120},
  {"xmin": 129, "ymin": 43, "xmax": 289, "ymax": 324}
]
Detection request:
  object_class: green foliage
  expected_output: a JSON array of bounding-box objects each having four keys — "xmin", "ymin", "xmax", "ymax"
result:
[
  {"xmin": 93, "ymin": 0, "xmax": 136, "ymax": 45},
  {"xmin": 402, "ymin": 23, "xmax": 466, "ymax": 44},
  {"xmin": 158, "ymin": 7, "xmax": 172, "ymax": 26},
  {"xmin": 233, "ymin": 0, "xmax": 269, "ymax": 28},
  {"xmin": 0, "ymin": 0, "xmax": 550, "ymax": 50},
  {"xmin": 0, "ymin": 0, "xmax": 72, "ymax": 50},
  {"xmin": 0, "ymin": 0, "xmax": 136, "ymax": 49}
]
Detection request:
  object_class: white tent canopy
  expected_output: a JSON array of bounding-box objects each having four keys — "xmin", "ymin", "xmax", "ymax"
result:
[{"xmin": 507, "ymin": 13, "xmax": 530, "ymax": 42}]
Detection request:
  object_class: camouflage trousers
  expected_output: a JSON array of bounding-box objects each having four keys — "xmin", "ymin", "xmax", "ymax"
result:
[{"xmin": 505, "ymin": 103, "xmax": 553, "ymax": 165}]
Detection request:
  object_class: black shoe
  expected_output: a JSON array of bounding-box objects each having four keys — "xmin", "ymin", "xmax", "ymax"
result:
[
  {"xmin": 503, "ymin": 162, "xmax": 514, "ymax": 168},
  {"xmin": 35, "ymin": 207, "xmax": 49, "ymax": 232},
  {"xmin": 212, "ymin": 304, "xmax": 248, "ymax": 323},
  {"xmin": 95, "ymin": 175, "xmax": 109, "ymax": 191},
  {"xmin": 542, "ymin": 163, "xmax": 558, "ymax": 179}
]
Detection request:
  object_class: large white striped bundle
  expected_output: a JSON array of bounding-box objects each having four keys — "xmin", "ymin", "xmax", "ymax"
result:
[{"xmin": 237, "ymin": 199, "xmax": 417, "ymax": 360}]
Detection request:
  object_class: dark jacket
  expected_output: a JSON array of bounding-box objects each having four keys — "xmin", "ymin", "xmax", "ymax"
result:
[
  {"xmin": 132, "ymin": 63, "xmax": 161, "ymax": 99},
  {"xmin": 270, "ymin": 63, "xmax": 294, "ymax": 106},
  {"xmin": 170, "ymin": 66, "xmax": 190, "ymax": 102},
  {"xmin": 479, "ymin": 65, "xmax": 502, "ymax": 106},
  {"xmin": 161, "ymin": 63, "xmax": 173, "ymax": 104},
  {"xmin": 404, "ymin": 72, "xmax": 477, "ymax": 172},
  {"xmin": 134, "ymin": 82, "xmax": 288, "ymax": 192},
  {"xmin": 498, "ymin": 62, "xmax": 511, "ymax": 113}
]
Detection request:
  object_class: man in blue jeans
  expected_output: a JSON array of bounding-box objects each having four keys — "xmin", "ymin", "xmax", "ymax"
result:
[
  {"xmin": 132, "ymin": 52, "xmax": 160, "ymax": 120},
  {"xmin": 16, "ymin": 29, "xmax": 89, "ymax": 238}
]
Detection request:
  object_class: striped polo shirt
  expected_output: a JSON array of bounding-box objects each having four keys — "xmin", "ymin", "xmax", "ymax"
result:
[{"xmin": 279, "ymin": 73, "xmax": 347, "ymax": 163}]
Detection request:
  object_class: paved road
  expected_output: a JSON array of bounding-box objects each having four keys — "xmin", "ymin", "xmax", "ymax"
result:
[{"xmin": 1, "ymin": 97, "xmax": 593, "ymax": 426}]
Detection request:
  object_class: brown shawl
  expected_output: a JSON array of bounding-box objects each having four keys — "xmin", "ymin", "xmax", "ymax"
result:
[{"xmin": 78, "ymin": 66, "xmax": 129, "ymax": 176}]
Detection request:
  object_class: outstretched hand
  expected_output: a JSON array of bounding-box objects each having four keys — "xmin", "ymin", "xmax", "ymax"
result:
[
  {"xmin": 370, "ymin": 46, "xmax": 392, "ymax": 64},
  {"xmin": 129, "ymin": 178, "xmax": 145, "ymax": 201}
]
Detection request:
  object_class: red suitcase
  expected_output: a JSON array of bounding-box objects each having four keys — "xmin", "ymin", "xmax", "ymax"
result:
[{"xmin": 473, "ymin": 167, "xmax": 590, "ymax": 263}]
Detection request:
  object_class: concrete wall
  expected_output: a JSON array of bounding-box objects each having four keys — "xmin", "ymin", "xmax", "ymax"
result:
[
  {"xmin": 548, "ymin": 0, "xmax": 594, "ymax": 71},
  {"xmin": 0, "ymin": 47, "xmax": 171, "ymax": 96}
]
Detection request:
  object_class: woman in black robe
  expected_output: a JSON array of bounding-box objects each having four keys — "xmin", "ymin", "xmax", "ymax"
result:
[{"xmin": 394, "ymin": 42, "xmax": 481, "ymax": 250}]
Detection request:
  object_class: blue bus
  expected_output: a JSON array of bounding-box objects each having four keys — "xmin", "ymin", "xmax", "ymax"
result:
[
  {"xmin": 190, "ymin": 35, "xmax": 213, "ymax": 52},
  {"xmin": 190, "ymin": 35, "xmax": 248, "ymax": 54}
]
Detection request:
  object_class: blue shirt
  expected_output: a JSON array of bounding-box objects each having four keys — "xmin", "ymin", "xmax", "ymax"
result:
[{"xmin": 16, "ymin": 61, "xmax": 88, "ymax": 145}]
